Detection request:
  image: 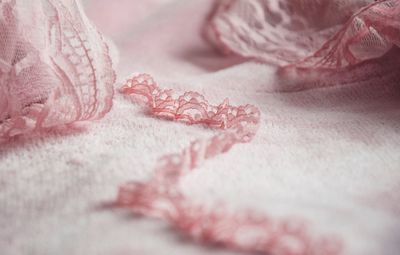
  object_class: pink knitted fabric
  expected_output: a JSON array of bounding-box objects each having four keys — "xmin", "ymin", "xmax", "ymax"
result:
[{"xmin": 1, "ymin": 1, "xmax": 400, "ymax": 255}]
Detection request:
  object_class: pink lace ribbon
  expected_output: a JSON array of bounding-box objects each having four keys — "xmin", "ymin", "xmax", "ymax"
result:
[
  {"xmin": 116, "ymin": 74, "xmax": 342, "ymax": 255},
  {"xmin": 0, "ymin": 0, "xmax": 115, "ymax": 141},
  {"xmin": 205, "ymin": 0, "xmax": 400, "ymax": 90}
]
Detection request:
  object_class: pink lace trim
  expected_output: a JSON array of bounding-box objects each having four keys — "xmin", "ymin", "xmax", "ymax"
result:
[
  {"xmin": 0, "ymin": 0, "xmax": 115, "ymax": 141},
  {"xmin": 291, "ymin": 0, "xmax": 400, "ymax": 70},
  {"xmin": 116, "ymin": 74, "xmax": 342, "ymax": 255},
  {"xmin": 206, "ymin": 0, "xmax": 400, "ymax": 80}
]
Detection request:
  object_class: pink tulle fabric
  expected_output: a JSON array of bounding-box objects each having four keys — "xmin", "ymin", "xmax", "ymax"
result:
[{"xmin": 0, "ymin": 0, "xmax": 115, "ymax": 140}]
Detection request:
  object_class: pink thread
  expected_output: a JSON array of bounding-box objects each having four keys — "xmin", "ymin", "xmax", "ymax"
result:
[
  {"xmin": 116, "ymin": 74, "xmax": 342, "ymax": 255},
  {"xmin": 0, "ymin": 0, "xmax": 115, "ymax": 141}
]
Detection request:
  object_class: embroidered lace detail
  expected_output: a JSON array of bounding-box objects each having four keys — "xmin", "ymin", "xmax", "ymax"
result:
[
  {"xmin": 0, "ymin": 0, "xmax": 115, "ymax": 141},
  {"xmin": 206, "ymin": 0, "xmax": 400, "ymax": 71},
  {"xmin": 117, "ymin": 74, "xmax": 342, "ymax": 255}
]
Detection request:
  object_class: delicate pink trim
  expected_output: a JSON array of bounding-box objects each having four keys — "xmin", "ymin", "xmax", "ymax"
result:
[
  {"xmin": 0, "ymin": 0, "xmax": 115, "ymax": 141},
  {"xmin": 290, "ymin": 0, "xmax": 400, "ymax": 70},
  {"xmin": 117, "ymin": 74, "xmax": 343, "ymax": 255},
  {"xmin": 205, "ymin": 0, "xmax": 400, "ymax": 75}
]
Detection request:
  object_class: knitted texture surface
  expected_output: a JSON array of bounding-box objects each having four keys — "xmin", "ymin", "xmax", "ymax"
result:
[{"xmin": 0, "ymin": 1, "xmax": 399, "ymax": 255}]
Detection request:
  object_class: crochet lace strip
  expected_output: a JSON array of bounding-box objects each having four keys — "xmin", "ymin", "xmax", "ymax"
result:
[{"xmin": 116, "ymin": 73, "xmax": 342, "ymax": 255}]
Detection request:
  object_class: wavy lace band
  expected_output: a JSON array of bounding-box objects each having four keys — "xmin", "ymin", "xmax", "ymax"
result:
[{"xmin": 116, "ymin": 74, "xmax": 342, "ymax": 255}]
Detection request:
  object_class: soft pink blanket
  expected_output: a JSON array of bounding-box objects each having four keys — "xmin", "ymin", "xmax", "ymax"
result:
[{"xmin": 0, "ymin": 1, "xmax": 399, "ymax": 255}]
